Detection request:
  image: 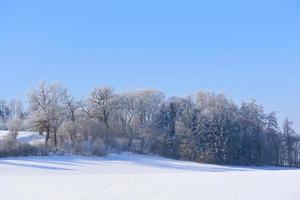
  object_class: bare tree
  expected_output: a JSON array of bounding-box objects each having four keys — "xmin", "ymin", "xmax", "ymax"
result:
[
  {"xmin": 133, "ymin": 89, "xmax": 165, "ymax": 125},
  {"xmin": 88, "ymin": 86, "xmax": 115, "ymax": 143},
  {"xmin": 8, "ymin": 99, "xmax": 24, "ymax": 119},
  {"xmin": 28, "ymin": 82, "xmax": 51, "ymax": 145},
  {"xmin": 63, "ymin": 89, "xmax": 81, "ymax": 141},
  {"xmin": 115, "ymin": 92, "xmax": 136, "ymax": 149},
  {"xmin": 8, "ymin": 117, "xmax": 23, "ymax": 139},
  {"xmin": 28, "ymin": 82, "xmax": 66, "ymax": 149},
  {"xmin": 132, "ymin": 89, "xmax": 165, "ymax": 150}
]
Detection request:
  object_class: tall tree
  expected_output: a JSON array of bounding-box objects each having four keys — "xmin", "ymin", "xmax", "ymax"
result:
[
  {"xmin": 28, "ymin": 82, "xmax": 66, "ymax": 149},
  {"xmin": 283, "ymin": 118, "xmax": 297, "ymax": 166},
  {"xmin": 88, "ymin": 86, "xmax": 115, "ymax": 143},
  {"xmin": 63, "ymin": 89, "xmax": 80, "ymax": 141}
]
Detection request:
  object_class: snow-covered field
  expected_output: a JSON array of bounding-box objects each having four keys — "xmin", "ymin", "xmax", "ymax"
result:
[
  {"xmin": 1, "ymin": 153, "xmax": 300, "ymax": 200},
  {"xmin": 0, "ymin": 130, "xmax": 44, "ymax": 145}
]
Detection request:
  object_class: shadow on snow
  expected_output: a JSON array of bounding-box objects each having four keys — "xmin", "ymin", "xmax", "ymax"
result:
[{"xmin": 0, "ymin": 153, "xmax": 298, "ymax": 172}]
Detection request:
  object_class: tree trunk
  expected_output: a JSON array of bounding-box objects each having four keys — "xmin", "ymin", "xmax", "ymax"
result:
[
  {"xmin": 54, "ymin": 128, "xmax": 58, "ymax": 151},
  {"xmin": 45, "ymin": 129, "xmax": 50, "ymax": 147}
]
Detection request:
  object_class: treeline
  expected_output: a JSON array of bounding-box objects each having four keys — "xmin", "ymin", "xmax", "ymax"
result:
[
  {"xmin": 0, "ymin": 99, "xmax": 25, "ymax": 129},
  {"xmin": 1, "ymin": 82, "xmax": 300, "ymax": 167}
]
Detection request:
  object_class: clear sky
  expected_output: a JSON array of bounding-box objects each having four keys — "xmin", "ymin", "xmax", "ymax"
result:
[{"xmin": 0, "ymin": 0, "xmax": 299, "ymax": 131}]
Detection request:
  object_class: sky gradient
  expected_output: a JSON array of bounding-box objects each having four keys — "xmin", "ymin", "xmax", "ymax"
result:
[{"xmin": 0, "ymin": 0, "xmax": 299, "ymax": 131}]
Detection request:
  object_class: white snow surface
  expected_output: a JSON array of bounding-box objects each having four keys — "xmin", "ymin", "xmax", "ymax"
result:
[
  {"xmin": 0, "ymin": 130, "xmax": 44, "ymax": 145},
  {"xmin": 1, "ymin": 153, "xmax": 300, "ymax": 200}
]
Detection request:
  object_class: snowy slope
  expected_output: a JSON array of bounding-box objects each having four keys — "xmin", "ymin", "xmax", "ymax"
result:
[
  {"xmin": 0, "ymin": 130, "xmax": 44, "ymax": 145},
  {"xmin": 1, "ymin": 153, "xmax": 300, "ymax": 200}
]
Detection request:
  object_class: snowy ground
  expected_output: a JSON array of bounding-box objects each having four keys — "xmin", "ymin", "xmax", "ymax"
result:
[
  {"xmin": 0, "ymin": 130, "xmax": 44, "ymax": 145},
  {"xmin": 1, "ymin": 153, "xmax": 300, "ymax": 200}
]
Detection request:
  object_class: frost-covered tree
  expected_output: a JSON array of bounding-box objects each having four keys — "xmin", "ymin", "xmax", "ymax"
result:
[
  {"xmin": 62, "ymin": 89, "xmax": 80, "ymax": 141},
  {"xmin": 133, "ymin": 89, "xmax": 165, "ymax": 125},
  {"xmin": 28, "ymin": 82, "xmax": 66, "ymax": 149},
  {"xmin": 264, "ymin": 112, "xmax": 281, "ymax": 165},
  {"xmin": 238, "ymin": 101, "xmax": 266, "ymax": 165},
  {"xmin": 8, "ymin": 117, "xmax": 23, "ymax": 139},
  {"xmin": 0, "ymin": 100, "xmax": 10, "ymax": 121},
  {"xmin": 133, "ymin": 89, "xmax": 165, "ymax": 151},
  {"xmin": 155, "ymin": 101, "xmax": 178, "ymax": 157},
  {"xmin": 115, "ymin": 92, "xmax": 136, "ymax": 149},
  {"xmin": 8, "ymin": 99, "xmax": 24, "ymax": 119},
  {"xmin": 282, "ymin": 118, "xmax": 297, "ymax": 166},
  {"xmin": 88, "ymin": 86, "xmax": 115, "ymax": 143}
]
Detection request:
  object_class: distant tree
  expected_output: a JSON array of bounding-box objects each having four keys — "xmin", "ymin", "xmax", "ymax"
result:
[
  {"xmin": 156, "ymin": 101, "xmax": 178, "ymax": 158},
  {"xmin": 0, "ymin": 100, "xmax": 10, "ymax": 121},
  {"xmin": 264, "ymin": 112, "xmax": 281, "ymax": 165},
  {"xmin": 282, "ymin": 118, "xmax": 297, "ymax": 166},
  {"xmin": 8, "ymin": 117, "xmax": 23, "ymax": 139},
  {"xmin": 239, "ymin": 101, "xmax": 265, "ymax": 165},
  {"xmin": 8, "ymin": 99, "xmax": 24, "ymax": 119}
]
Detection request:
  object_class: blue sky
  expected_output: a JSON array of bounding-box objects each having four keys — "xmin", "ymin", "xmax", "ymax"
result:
[{"xmin": 0, "ymin": 0, "xmax": 299, "ymax": 131}]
